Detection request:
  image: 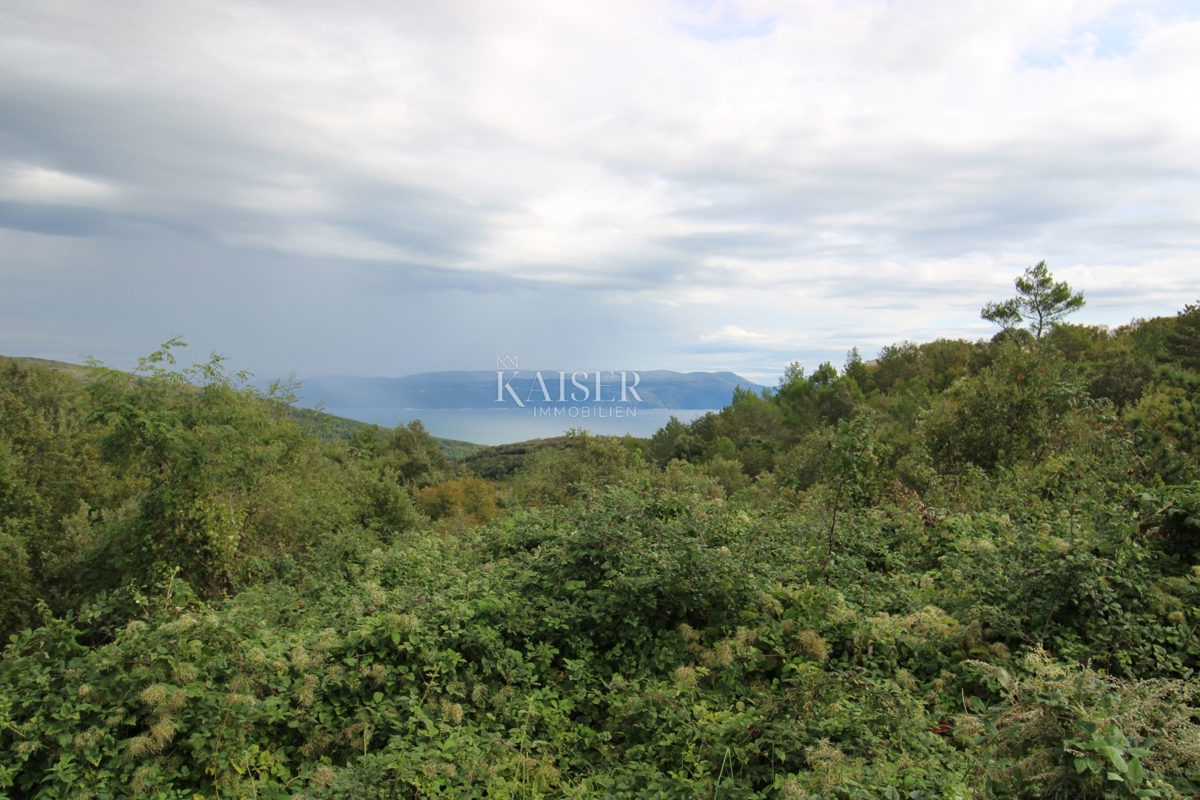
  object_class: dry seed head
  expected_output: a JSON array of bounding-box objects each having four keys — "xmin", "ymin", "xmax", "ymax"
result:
[
  {"xmin": 761, "ymin": 594, "xmax": 785, "ymax": 617},
  {"xmin": 894, "ymin": 669, "xmax": 917, "ymax": 692},
  {"xmin": 174, "ymin": 663, "xmax": 199, "ymax": 684},
  {"xmin": 76, "ymin": 683, "xmax": 92, "ymax": 699},
  {"xmin": 674, "ymin": 666, "xmax": 697, "ymax": 687},
  {"xmin": 125, "ymin": 734, "xmax": 158, "ymax": 760},
  {"xmin": 139, "ymin": 684, "xmax": 167, "ymax": 708},
  {"xmin": 15, "ymin": 740, "xmax": 41, "ymax": 757},
  {"xmin": 73, "ymin": 727, "xmax": 103, "ymax": 751},
  {"xmin": 290, "ymin": 646, "xmax": 312, "ymax": 670},
  {"xmin": 300, "ymin": 732, "xmax": 330, "ymax": 758},
  {"xmin": 1022, "ymin": 649, "xmax": 1065, "ymax": 678},
  {"xmin": 780, "ymin": 779, "xmax": 807, "ymax": 798},
  {"xmin": 1169, "ymin": 611, "xmax": 1186, "ymax": 624},
  {"xmin": 130, "ymin": 765, "xmax": 150, "ymax": 793},
  {"xmin": 989, "ymin": 642, "xmax": 1010, "ymax": 661},
  {"xmin": 953, "ymin": 714, "xmax": 984, "ymax": 746},
  {"xmin": 678, "ymin": 623, "xmax": 699, "ymax": 644},
  {"xmin": 149, "ymin": 717, "xmax": 177, "ymax": 746},
  {"xmin": 805, "ymin": 739, "xmax": 845, "ymax": 768},
  {"xmin": 161, "ymin": 613, "xmax": 197, "ymax": 632},
  {"xmin": 714, "ymin": 642, "xmax": 734, "ymax": 667},
  {"xmin": 311, "ymin": 765, "xmax": 337, "ymax": 788},
  {"xmin": 314, "ymin": 628, "xmax": 340, "ymax": 651},
  {"xmin": 298, "ymin": 673, "xmax": 319, "ymax": 707},
  {"xmin": 105, "ymin": 709, "xmax": 127, "ymax": 727},
  {"xmin": 797, "ymin": 630, "xmax": 828, "ymax": 661}
]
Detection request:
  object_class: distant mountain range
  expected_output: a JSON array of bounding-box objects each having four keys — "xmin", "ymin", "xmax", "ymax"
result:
[{"xmin": 273, "ymin": 370, "xmax": 765, "ymax": 411}]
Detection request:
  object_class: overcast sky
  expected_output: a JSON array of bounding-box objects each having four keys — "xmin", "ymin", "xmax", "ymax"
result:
[{"xmin": 2, "ymin": 0, "xmax": 1198, "ymax": 383}]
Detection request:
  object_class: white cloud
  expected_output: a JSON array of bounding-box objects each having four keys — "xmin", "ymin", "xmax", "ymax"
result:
[
  {"xmin": 701, "ymin": 325, "xmax": 767, "ymax": 343},
  {"xmin": 0, "ymin": 164, "xmax": 115, "ymax": 206},
  {"xmin": 1, "ymin": 0, "xmax": 1198, "ymax": 379}
]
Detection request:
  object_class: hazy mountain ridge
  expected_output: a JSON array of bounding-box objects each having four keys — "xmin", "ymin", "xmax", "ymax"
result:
[{"xmin": 278, "ymin": 369, "xmax": 765, "ymax": 410}]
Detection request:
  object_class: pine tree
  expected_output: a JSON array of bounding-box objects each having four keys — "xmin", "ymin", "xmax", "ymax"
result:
[{"xmin": 982, "ymin": 261, "xmax": 1085, "ymax": 339}]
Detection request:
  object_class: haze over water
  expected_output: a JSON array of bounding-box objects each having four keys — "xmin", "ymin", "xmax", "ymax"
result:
[{"xmin": 322, "ymin": 407, "xmax": 714, "ymax": 446}]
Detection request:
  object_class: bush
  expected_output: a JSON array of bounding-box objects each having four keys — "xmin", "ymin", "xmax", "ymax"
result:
[{"xmin": 414, "ymin": 475, "xmax": 499, "ymax": 525}]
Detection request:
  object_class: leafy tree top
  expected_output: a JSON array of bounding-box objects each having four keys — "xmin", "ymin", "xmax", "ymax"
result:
[
  {"xmin": 1166, "ymin": 301, "xmax": 1200, "ymax": 371},
  {"xmin": 982, "ymin": 261, "xmax": 1085, "ymax": 339}
]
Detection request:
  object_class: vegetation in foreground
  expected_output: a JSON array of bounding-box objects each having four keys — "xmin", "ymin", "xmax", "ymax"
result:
[{"xmin": 2, "ymin": 265, "xmax": 1200, "ymax": 798}]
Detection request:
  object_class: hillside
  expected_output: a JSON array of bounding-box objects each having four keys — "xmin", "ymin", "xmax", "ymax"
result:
[
  {"xmin": 3, "ymin": 290, "xmax": 1200, "ymax": 798},
  {"xmin": 0, "ymin": 355, "xmax": 485, "ymax": 460}
]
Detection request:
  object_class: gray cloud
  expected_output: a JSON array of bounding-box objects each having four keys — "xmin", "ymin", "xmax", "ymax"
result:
[{"xmin": 1, "ymin": 0, "xmax": 1199, "ymax": 384}]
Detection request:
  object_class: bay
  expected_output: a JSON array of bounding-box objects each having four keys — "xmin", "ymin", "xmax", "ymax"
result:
[{"xmin": 321, "ymin": 407, "xmax": 716, "ymax": 446}]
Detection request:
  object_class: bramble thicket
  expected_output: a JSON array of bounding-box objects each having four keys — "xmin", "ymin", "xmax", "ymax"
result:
[{"xmin": 3, "ymin": 271, "xmax": 1200, "ymax": 798}]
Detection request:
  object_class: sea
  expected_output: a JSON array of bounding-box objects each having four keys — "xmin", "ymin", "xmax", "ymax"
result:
[{"xmin": 320, "ymin": 407, "xmax": 717, "ymax": 446}]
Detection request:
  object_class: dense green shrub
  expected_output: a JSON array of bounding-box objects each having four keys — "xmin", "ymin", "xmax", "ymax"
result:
[{"xmin": 6, "ymin": 301, "xmax": 1200, "ymax": 797}]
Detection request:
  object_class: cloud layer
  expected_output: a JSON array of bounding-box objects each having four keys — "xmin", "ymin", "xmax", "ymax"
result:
[{"xmin": 2, "ymin": 0, "xmax": 1198, "ymax": 382}]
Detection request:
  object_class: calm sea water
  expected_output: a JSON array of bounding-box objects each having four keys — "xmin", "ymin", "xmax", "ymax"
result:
[{"xmin": 321, "ymin": 407, "xmax": 716, "ymax": 446}]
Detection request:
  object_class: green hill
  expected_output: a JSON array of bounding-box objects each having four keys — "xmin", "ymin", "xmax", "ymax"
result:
[{"xmin": 0, "ymin": 355, "xmax": 485, "ymax": 460}]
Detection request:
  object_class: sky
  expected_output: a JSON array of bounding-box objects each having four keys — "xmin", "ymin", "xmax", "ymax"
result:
[{"xmin": 2, "ymin": 0, "xmax": 1199, "ymax": 385}]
